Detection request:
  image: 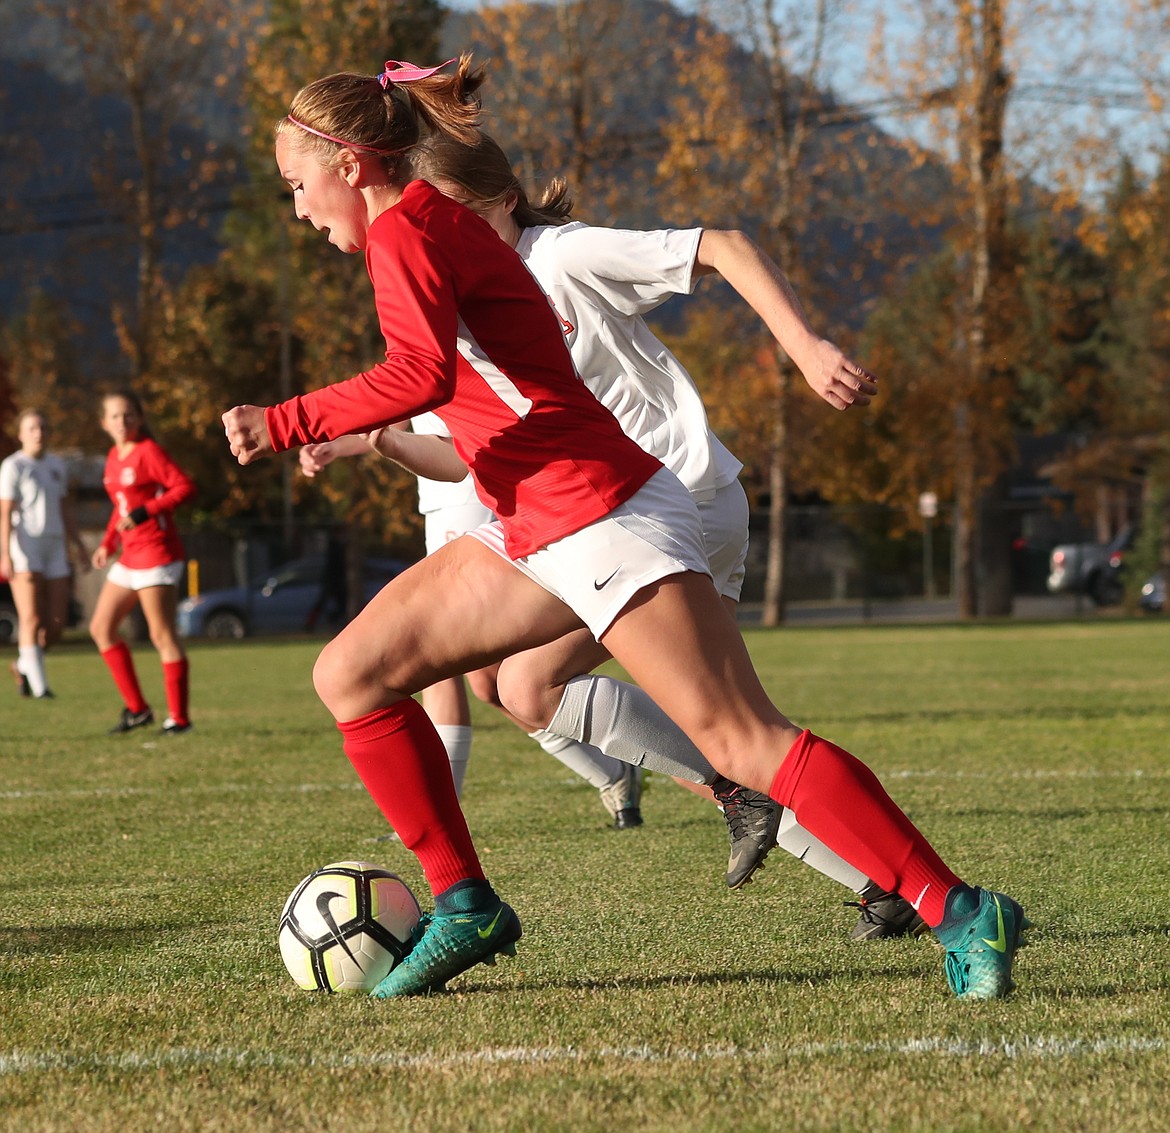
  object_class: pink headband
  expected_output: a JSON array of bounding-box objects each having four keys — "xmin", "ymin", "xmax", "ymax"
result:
[{"xmin": 285, "ymin": 58, "xmax": 458, "ymax": 154}]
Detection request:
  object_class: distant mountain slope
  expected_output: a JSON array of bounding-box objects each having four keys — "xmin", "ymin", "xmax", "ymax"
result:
[{"xmin": 0, "ymin": 0, "xmax": 952, "ymax": 366}]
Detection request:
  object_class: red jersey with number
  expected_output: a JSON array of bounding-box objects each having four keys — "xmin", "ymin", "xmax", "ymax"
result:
[
  {"xmin": 264, "ymin": 180, "xmax": 661, "ymax": 558},
  {"xmin": 99, "ymin": 438, "xmax": 196, "ymax": 569}
]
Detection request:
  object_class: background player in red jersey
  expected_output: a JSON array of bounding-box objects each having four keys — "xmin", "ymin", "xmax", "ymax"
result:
[{"xmin": 90, "ymin": 390, "xmax": 196, "ymax": 736}]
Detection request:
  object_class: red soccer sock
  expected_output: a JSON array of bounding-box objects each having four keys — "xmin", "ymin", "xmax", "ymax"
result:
[
  {"xmin": 338, "ymin": 699, "xmax": 485, "ymax": 898},
  {"xmin": 771, "ymin": 730, "xmax": 962, "ymax": 927},
  {"xmin": 100, "ymin": 642, "xmax": 149, "ymax": 714},
  {"xmin": 162, "ymin": 658, "xmax": 190, "ymax": 726}
]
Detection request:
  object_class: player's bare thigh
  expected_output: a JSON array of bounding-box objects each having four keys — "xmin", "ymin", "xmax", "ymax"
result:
[
  {"xmin": 600, "ymin": 571, "xmax": 802, "ymax": 793},
  {"xmin": 89, "ymin": 582, "xmax": 140, "ymax": 649},
  {"xmin": 496, "ymin": 592, "xmax": 744, "ymax": 731},
  {"xmin": 312, "ymin": 535, "xmax": 583, "ymax": 721}
]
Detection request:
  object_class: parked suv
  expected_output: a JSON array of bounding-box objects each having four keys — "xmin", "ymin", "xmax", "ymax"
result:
[{"xmin": 1047, "ymin": 526, "xmax": 1135, "ymax": 606}]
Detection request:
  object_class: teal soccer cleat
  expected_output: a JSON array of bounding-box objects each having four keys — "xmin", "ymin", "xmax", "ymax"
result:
[
  {"xmin": 371, "ymin": 889, "xmax": 521, "ymax": 998},
  {"xmin": 935, "ymin": 888, "xmax": 1030, "ymax": 999}
]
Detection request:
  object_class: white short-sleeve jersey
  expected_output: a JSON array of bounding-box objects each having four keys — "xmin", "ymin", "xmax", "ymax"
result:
[
  {"xmin": 409, "ymin": 411, "xmax": 484, "ymax": 515},
  {"xmin": 515, "ymin": 223, "xmax": 743, "ymax": 501},
  {"xmin": 0, "ymin": 451, "xmax": 69, "ymax": 538}
]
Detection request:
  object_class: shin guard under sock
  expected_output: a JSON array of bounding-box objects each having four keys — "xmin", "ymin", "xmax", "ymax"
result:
[
  {"xmin": 162, "ymin": 658, "xmax": 189, "ymax": 725},
  {"xmin": 338, "ymin": 699, "xmax": 484, "ymax": 897},
  {"xmin": 100, "ymin": 642, "xmax": 148, "ymax": 714},
  {"xmin": 771, "ymin": 730, "xmax": 961, "ymax": 926}
]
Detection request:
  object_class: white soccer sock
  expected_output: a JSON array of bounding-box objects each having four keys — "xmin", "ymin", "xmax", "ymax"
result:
[
  {"xmin": 529, "ymin": 728, "xmax": 625, "ymax": 789},
  {"xmin": 18, "ymin": 644, "xmax": 48, "ymax": 698},
  {"xmin": 775, "ymin": 807, "xmax": 870, "ymax": 892},
  {"xmin": 547, "ymin": 674, "xmax": 716, "ymax": 785},
  {"xmin": 434, "ymin": 724, "xmax": 472, "ymax": 799}
]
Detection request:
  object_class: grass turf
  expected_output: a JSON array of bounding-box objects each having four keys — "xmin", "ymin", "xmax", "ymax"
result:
[{"xmin": 1, "ymin": 620, "xmax": 1168, "ymax": 1132}]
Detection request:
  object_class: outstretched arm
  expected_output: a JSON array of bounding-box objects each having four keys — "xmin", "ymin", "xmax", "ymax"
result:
[
  {"xmin": 694, "ymin": 230, "xmax": 878, "ymax": 411},
  {"xmin": 299, "ymin": 426, "xmax": 469, "ymax": 484},
  {"xmin": 366, "ymin": 426, "xmax": 468, "ymax": 483}
]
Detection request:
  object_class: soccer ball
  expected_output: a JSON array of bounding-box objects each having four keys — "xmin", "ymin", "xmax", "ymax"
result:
[{"xmin": 278, "ymin": 861, "xmax": 421, "ymax": 994}]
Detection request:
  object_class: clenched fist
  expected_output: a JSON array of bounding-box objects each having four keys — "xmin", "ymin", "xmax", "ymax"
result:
[{"xmin": 222, "ymin": 405, "xmax": 272, "ymax": 466}]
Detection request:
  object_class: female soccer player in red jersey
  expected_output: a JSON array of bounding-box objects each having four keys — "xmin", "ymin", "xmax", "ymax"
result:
[
  {"xmin": 90, "ymin": 391, "xmax": 196, "ymax": 735},
  {"xmin": 223, "ymin": 55, "xmax": 1027, "ymax": 1000}
]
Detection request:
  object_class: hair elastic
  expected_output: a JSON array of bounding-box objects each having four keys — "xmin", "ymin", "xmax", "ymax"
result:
[{"xmin": 379, "ymin": 58, "xmax": 457, "ymax": 89}]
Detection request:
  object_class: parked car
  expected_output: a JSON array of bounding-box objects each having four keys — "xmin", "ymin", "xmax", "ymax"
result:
[
  {"xmin": 177, "ymin": 553, "xmax": 410, "ymax": 639},
  {"xmin": 1140, "ymin": 571, "xmax": 1165, "ymax": 613},
  {"xmin": 0, "ymin": 576, "xmax": 16, "ymax": 644},
  {"xmin": 1047, "ymin": 526, "xmax": 1135, "ymax": 606}
]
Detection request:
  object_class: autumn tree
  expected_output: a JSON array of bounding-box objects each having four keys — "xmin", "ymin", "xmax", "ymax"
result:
[
  {"xmin": 141, "ymin": 0, "xmax": 446, "ymax": 556},
  {"xmin": 39, "ymin": 0, "xmax": 263, "ymax": 381},
  {"xmin": 656, "ymin": 0, "xmax": 886, "ymax": 624},
  {"xmin": 458, "ymin": 0, "xmax": 689, "ymax": 223},
  {"xmin": 0, "ymin": 291, "xmax": 103, "ymax": 454}
]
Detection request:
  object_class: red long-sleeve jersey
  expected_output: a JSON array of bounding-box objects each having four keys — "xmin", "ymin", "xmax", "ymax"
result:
[
  {"xmin": 100, "ymin": 438, "xmax": 195, "ymax": 569},
  {"xmin": 264, "ymin": 180, "xmax": 661, "ymax": 559}
]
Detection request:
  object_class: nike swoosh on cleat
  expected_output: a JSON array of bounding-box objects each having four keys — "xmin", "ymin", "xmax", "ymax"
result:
[
  {"xmin": 981, "ymin": 894, "xmax": 1008, "ymax": 953},
  {"xmin": 477, "ymin": 908, "xmax": 505, "ymax": 939}
]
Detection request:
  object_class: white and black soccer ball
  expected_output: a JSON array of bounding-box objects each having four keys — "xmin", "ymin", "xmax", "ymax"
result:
[{"xmin": 278, "ymin": 861, "xmax": 421, "ymax": 994}]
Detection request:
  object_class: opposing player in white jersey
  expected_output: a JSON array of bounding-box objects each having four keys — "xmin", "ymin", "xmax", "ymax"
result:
[
  {"xmin": 0, "ymin": 409, "xmax": 89, "ymax": 699},
  {"xmin": 408, "ymin": 133, "xmax": 923, "ymax": 937}
]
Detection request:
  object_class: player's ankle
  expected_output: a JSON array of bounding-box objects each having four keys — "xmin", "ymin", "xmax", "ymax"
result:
[{"xmin": 434, "ymin": 878, "xmax": 496, "ymax": 915}]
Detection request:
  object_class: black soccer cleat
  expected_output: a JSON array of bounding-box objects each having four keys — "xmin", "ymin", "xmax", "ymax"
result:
[
  {"xmin": 845, "ymin": 887, "xmax": 928, "ymax": 942},
  {"xmin": 160, "ymin": 717, "xmax": 193, "ymax": 736},
  {"xmin": 108, "ymin": 706, "xmax": 154, "ymax": 734},
  {"xmin": 711, "ymin": 776, "xmax": 782, "ymax": 889}
]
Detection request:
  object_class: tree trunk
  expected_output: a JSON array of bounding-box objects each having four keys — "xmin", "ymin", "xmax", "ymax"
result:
[{"xmin": 761, "ymin": 365, "xmax": 790, "ymax": 626}]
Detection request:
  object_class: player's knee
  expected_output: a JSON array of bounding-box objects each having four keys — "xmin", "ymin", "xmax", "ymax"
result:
[
  {"xmin": 311, "ymin": 644, "xmax": 346, "ymax": 713},
  {"xmin": 88, "ymin": 613, "xmax": 107, "ymax": 646},
  {"xmin": 494, "ymin": 665, "xmax": 557, "ymax": 730}
]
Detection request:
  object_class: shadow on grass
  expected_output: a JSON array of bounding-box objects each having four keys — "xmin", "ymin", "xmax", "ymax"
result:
[
  {"xmin": 1037, "ymin": 922, "xmax": 1170, "ymax": 943},
  {"xmin": 442, "ymin": 963, "xmax": 922, "ymax": 997},
  {"xmin": 0, "ymin": 920, "xmax": 230, "ymax": 957}
]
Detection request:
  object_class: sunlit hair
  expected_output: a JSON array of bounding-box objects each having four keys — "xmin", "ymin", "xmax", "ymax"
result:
[
  {"xmin": 101, "ymin": 389, "xmax": 154, "ymax": 441},
  {"xmin": 275, "ymin": 53, "xmax": 485, "ymax": 179},
  {"xmin": 15, "ymin": 407, "xmax": 46, "ymax": 432},
  {"xmin": 411, "ymin": 132, "xmax": 574, "ymax": 229}
]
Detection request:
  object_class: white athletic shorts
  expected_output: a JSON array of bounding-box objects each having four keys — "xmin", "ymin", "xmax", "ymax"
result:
[
  {"xmin": 424, "ymin": 499, "xmax": 495, "ymax": 557},
  {"xmin": 8, "ymin": 531, "xmax": 70, "ymax": 579},
  {"xmin": 469, "ymin": 467, "xmax": 711, "ymax": 639},
  {"xmin": 698, "ymin": 479, "xmax": 750, "ymax": 602},
  {"xmin": 106, "ymin": 559, "xmax": 185, "ymax": 591}
]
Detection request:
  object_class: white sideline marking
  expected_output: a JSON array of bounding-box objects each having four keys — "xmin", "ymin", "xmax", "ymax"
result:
[
  {"xmin": 3, "ymin": 767, "xmax": 1167, "ymax": 803},
  {"xmin": 0, "ymin": 783, "xmax": 367, "ymax": 801},
  {"xmin": 0, "ymin": 1036, "xmax": 1164, "ymax": 1075}
]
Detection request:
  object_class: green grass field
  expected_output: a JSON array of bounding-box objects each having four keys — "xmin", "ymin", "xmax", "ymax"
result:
[{"xmin": 2, "ymin": 620, "xmax": 1168, "ymax": 1132}]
